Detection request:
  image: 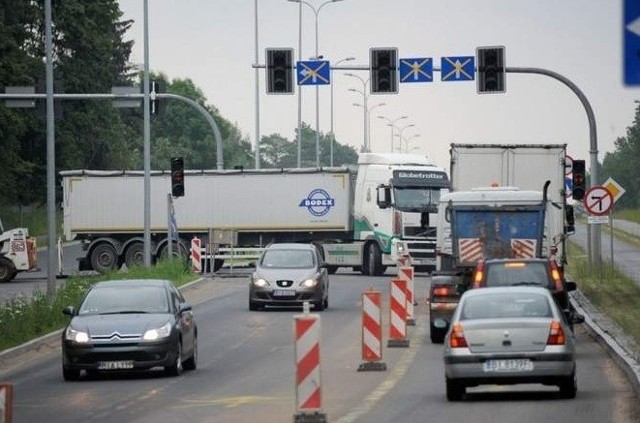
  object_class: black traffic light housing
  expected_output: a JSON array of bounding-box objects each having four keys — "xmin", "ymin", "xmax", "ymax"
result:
[
  {"xmin": 571, "ymin": 159, "xmax": 586, "ymax": 200},
  {"xmin": 171, "ymin": 157, "xmax": 185, "ymax": 197},
  {"xmin": 150, "ymin": 79, "xmax": 166, "ymax": 117},
  {"xmin": 370, "ymin": 48, "xmax": 398, "ymax": 94},
  {"xmin": 477, "ymin": 46, "xmax": 505, "ymax": 94},
  {"xmin": 266, "ymin": 48, "xmax": 294, "ymax": 94}
]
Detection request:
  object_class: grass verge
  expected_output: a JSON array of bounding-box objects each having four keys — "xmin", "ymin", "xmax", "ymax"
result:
[
  {"xmin": 0, "ymin": 259, "xmax": 196, "ymax": 352},
  {"xmin": 567, "ymin": 241, "xmax": 640, "ymax": 344}
]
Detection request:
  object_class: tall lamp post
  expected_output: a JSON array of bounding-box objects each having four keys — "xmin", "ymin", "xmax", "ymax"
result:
[
  {"xmin": 330, "ymin": 56, "xmax": 355, "ymax": 166},
  {"xmin": 345, "ymin": 73, "xmax": 370, "ymax": 151},
  {"xmin": 378, "ymin": 115, "xmax": 408, "ymax": 152},
  {"xmin": 396, "ymin": 123, "xmax": 415, "ymax": 152},
  {"xmin": 353, "ymin": 101, "xmax": 385, "ymax": 153},
  {"xmin": 402, "ymin": 133, "xmax": 421, "ymax": 153},
  {"xmin": 288, "ymin": 0, "xmax": 346, "ymax": 167}
]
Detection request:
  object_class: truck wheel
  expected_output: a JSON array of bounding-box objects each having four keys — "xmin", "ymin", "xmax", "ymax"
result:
[
  {"xmin": 365, "ymin": 243, "xmax": 385, "ymax": 276},
  {"xmin": 124, "ymin": 242, "xmax": 144, "ymax": 269},
  {"xmin": 90, "ymin": 243, "xmax": 119, "ymax": 274},
  {"xmin": 0, "ymin": 257, "xmax": 17, "ymax": 283}
]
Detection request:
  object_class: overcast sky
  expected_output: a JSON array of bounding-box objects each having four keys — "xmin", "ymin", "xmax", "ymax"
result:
[{"xmin": 118, "ymin": 0, "xmax": 638, "ymax": 172}]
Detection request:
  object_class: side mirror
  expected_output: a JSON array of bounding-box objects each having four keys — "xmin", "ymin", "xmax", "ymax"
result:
[
  {"xmin": 566, "ymin": 281, "xmax": 577, "ymax": 292},
  {"xmin": 62, "ymin": 305, "xmax": 75, "ymax": 316},
  {"xmin": 179, "ymin": 302, "xmax": 192, "ymax": 313},
  {"xmin": 376, "ymin": 185, "xmax": 392, "ymax": 209}
]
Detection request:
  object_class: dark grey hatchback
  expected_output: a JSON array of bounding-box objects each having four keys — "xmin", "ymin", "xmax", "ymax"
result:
[{"xmin": 62, "ymin": 279, "xmax": 197, "ymax": 381}]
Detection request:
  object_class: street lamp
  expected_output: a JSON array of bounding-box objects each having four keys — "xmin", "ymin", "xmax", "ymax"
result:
[
  {"xmin": 403, "ymin": 133, "xmax": 421, "ymax": 153},
  {"xmin": 378, "ymin": 115, "xmax": 408, "ymax": 152},
  {"xmin": 395, "ymin": 123, "xmax": 415, "ymax": 152},
  {"xmin": 345, "ymin": 73, "xmax": 371, "ymax": 151},
  {"xmin": 330, "ymin": 56, "xmax": 355, "ymax": 166},
  {"xmin": 288, "ymin": 0, "xmax": 346, "ymax": 167}
]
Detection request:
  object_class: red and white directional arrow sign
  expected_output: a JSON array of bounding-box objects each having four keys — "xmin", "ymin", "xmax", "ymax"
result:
[{"xmin": 584, "ymin": 186, "xmax": 614, "ymax": 216}]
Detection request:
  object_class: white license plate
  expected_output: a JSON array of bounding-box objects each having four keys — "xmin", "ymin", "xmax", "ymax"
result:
[
  {"xmin": 483, "ymin": 359, "xmax": 533, "ymax": 372},
  {"xmin": 273, "ymin": 289, "xmax": 296, "ymax": 297},
  {"xmin": 98, "ymin": 360, "xmax": 134, "ymax": 370}
]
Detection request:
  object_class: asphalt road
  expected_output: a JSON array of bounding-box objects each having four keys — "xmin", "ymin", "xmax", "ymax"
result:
[{"xmin": 2, "ymin": 271, "xmax": 639, "ymax": 423}]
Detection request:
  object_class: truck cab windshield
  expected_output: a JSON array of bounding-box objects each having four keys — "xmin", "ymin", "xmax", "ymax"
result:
[{"xmin": 393, "ymin": 187, "xmax": 440, "ymax": 212}]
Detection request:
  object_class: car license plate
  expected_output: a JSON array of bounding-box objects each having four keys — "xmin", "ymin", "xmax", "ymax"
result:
[
  {"xmin": 97, "ymin": 360, "xmax": 134, "ymax": 370},
  {"xmin": 483, "ymin": 359, "xmax": 533, "ymax": 372},
  {"xmin": 273, "ymin": 289, "xmax": 296, "ymax": 297}
]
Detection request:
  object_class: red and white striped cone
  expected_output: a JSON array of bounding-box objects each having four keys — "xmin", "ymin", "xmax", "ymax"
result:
[
  {"xmin": 398, "ymin": 266, "xmax": 416, "ymax": 326},
  {"xmin": 294, "ymin": 313, "xmax": 327, "ymax": 422},
  {"xmin": 190, "ymin": 237, "xmax": 202, "ymax": 273},
  {"xmin": 358, "ymin": 291, "xmax": 387, "ymax": 372},
  {"xmin": 388, "ymin": 278, "xmax": 410, "ymax": 348}
]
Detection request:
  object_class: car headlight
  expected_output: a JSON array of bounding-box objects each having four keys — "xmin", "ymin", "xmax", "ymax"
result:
[
  {"xmin": 252, "ymin": 278, "xmax": 269, "ymax": 287},
  {"xmin": 300, "ymin": 278, "xmax": 319, "ymax": 288},
  {"xmin": 65, "ymin": 327, "xmax": 90, "ymax": 344},
  {"xmin": 143, "ymin": 322, "xmax": 172, "ymax": 341}
]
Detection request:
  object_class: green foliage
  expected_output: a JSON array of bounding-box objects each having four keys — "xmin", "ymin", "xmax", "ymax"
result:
[
  {"xmin": 566, "ymin": 242, "xmax": 640, "ymax": 344},
  {"xmin": 0, "ymin": 259, "xmax": 195, "ymax": 351},
  {"xmin": 601, "ymin": 102, "xmax": 640, "ymax": 209},
  {"xmin": 615, "ymin": 208, "xmax": 640, "ymax": 224}
]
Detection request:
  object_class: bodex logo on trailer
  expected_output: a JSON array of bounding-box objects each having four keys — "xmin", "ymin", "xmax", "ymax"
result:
[{"xmin": 299, "ymin": 189, "xmax": 335, "ymax": 217}]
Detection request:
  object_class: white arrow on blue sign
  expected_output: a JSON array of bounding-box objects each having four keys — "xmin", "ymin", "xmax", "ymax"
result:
[
  {"xmin": 297, "ymin": 60, "xmax": 330, "ymax": 85},
  {"xmin": 399, "ymin": 58, "xmax": 433, "ymax": 83},
  {"xmin": 441, "ymin": 56, "xmax": 475, "ymax": 81},
  {"xmin": 625, "ymin": 0, "xmax": 640, "ymax": 85}
]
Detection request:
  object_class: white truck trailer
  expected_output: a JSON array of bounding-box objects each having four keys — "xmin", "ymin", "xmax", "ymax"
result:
[{"xmin": 61, "ymin": 153, "xmax": 450, "ymax": 275}]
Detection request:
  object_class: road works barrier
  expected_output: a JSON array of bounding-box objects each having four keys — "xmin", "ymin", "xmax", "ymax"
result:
[
  {"xmin": 190, "ymin": 237, "xmax": 202, "ymax": 273},
  {"xmin": 358, "ymin": 290, "xmax": 387, "ymax": 372},
  {"xmin": 0, "ymin": 382, "xmax": 13, "ymax": 423},
  {"xmin": 294, "ymin": 310, "xmax": 326, "ymax": 423},
  {"xmin": 388, "ymin": 278, "xmax": 410, "ymax": 348},
  {"xmin": 398, "ymin": 266, "xmax": 415, "ymax": 326}
]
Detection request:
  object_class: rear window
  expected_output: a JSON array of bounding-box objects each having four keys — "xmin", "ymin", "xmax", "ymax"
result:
[
  {"xmin": 484, "ymin": 261, "xmax": 550, "ymax": 288},
  {"xmin": 461, "ymin": 292, "xmax": 552, "ymax": 320}
]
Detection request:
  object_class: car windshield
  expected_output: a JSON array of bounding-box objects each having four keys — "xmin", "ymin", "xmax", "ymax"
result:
[
  {"xmin": 461, "ymin": 292, "xmax": 552, "ymax": 320},
  {"xmin": 484, "ymin": 262, "xmax": 549, "ymax": 287},
  {"xmin": 78, "ymin": 285, "xmax": 170, "ymax": 315},
  {"xmin": 260, "ymin": 249, "xmax": 315, "ymax": 269}
]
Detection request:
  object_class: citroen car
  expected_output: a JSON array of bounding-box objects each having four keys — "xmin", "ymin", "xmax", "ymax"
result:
[{"xmin": 61, "ymin": 279, "xmax": 197, "ymax": 381}]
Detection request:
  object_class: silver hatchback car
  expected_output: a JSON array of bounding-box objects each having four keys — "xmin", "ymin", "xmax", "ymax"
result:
[
  {"xmin": 442, "ymin": 286, "xmax": 577, "ymax": 400},
  {"xmin": 249, "ymin": 243, "xmax": 329, "ymax": 311}
]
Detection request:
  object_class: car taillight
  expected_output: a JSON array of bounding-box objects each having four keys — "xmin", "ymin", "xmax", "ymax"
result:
[
  {"xmin": 547, "ymin": 321, "xmax": 566, "ymax": 345},
  {"xmin": 549, "ymin": 261, "xmax": 563, "ymax": 292},
  {"xmin": 472, "ymin": 261, "xmax": 485, "ymax": 288},
  {"xmin": 449, "ymin": 323, "xmax": 468, "ymax": 348},
  {"xmin": 432, "ymin": 286, "xmax": 455, "ymax": 297}
]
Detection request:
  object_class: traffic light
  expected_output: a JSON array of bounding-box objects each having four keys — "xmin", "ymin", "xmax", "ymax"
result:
[
  {"xmin": 370, "ymin": 48, "xmax": 398, "ymax": 94},
  {"xmin": 150, "ymin": 79, "xmax": 166, "ymax": 117},
  {"xmin": 476, "ymin": 46, "xmax": 505, "ymax": 94},
  {"xmin": 266, "ymin": 48, "xmax": 294, "ymax": 94},
  {"xmin": 171, "ymin": 157, "xmax": 185, "ymax": 197},
  {"xmin": 572, "ymin": 159, "xmax": 586, "ymax": 200}
]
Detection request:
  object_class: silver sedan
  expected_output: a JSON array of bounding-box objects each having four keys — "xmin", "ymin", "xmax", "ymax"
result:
[{"xmin": 442, "ymin": 286, "xmax": 578, "ymax": 400}]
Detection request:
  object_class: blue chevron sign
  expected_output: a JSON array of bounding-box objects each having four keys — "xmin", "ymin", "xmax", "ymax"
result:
[{"xmin": 297, "ymin": 60, "xmax": 330, "ymax": 85}]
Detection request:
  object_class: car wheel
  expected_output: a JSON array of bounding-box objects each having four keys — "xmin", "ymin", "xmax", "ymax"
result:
[
  {"xmin": 315, "ymin": 290, "xmax": 326, "ymax": 312},
  {"xmin": 63, "ymin": 365, "xmax": 81, "ymax": 381},
  {"xmin": 430, "ymin": 321, "xmax": 445, "ymax": 344},
  {"xmin": 183, "ymin": 337, "xmax": 197, "ymax": 371},
  {"xmin": 446, "ymin": 378, "xmax": 465, "ymax": 401},
  {"xmin": 165, "ymin": 341, "xmax": 183, "ymax": 377},
  {"xmin": 323, "ymin": 296, "xmax": 328, "ymax": 309},
  {"xmin": 558, "ymin": 371, "xmax": 577, "ymax": 399}
]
